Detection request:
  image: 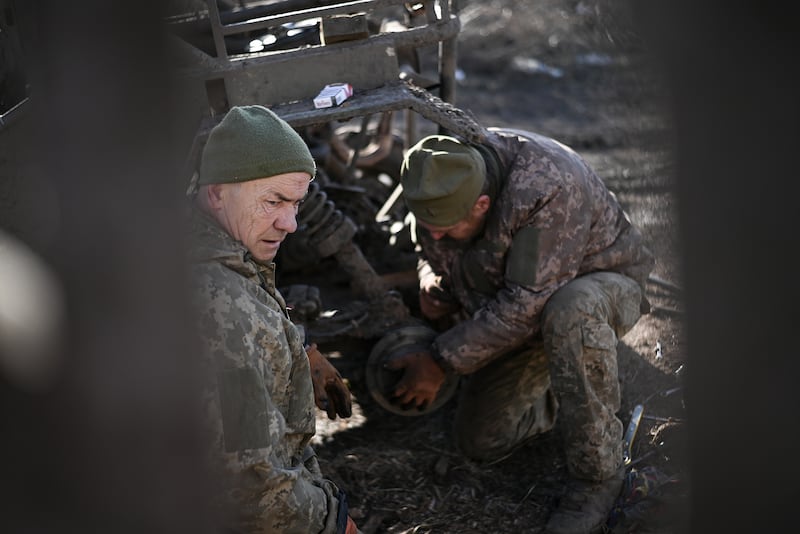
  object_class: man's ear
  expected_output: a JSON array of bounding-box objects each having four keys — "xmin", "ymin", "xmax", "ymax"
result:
[
  {"xmin": 205, "ymin": 183, "xmax": 226, "ymax": 210},
  {"xmin": 473, "ymin": 194, "xmax": 491, "ymax": 215}
]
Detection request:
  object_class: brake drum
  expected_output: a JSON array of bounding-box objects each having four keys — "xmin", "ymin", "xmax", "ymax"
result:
[{"xmin": 366, "ymin": 324, "xmax": 460, "ymax": 416}]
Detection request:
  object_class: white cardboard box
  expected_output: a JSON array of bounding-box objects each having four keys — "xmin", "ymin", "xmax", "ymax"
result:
[{"xmin": 313, "ymin": 83, "xmax": 353, "ymax": 109}]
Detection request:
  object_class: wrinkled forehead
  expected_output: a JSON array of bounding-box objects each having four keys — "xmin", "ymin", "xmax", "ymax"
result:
[{"xmin": 241, "ymin": 172, "xmax": 312, "ymax": 199}]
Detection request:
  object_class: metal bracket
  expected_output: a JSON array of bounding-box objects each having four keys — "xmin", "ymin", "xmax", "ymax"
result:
[{"xmin": 622, "ymin": 404, "xmax": 645, "ymax": 466}]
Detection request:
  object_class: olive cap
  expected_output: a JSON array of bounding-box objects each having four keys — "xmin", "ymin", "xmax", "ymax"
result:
[
  {"xmin": 198, "ymin": 105, "xmax": 316, "ymax": 185},
  {"xmin": 400, "ymin": 135, "xmax": 485, "ymax": 226}
]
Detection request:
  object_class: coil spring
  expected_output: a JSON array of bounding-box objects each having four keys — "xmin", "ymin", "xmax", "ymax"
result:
[
  {"xmin": 296, "ymin": 181, "xmax": 356, "ymax": 257},
  {"xmin": 298, "ymin": 181, "xmax": 340, "ymax": 236}
]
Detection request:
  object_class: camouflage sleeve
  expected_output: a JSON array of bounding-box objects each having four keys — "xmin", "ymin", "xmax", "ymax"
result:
[
  {"xmin": 434, "ymin": 169, "xmax": 594, "ymax": 375},
  {"xmin": 196, "ymin": 266, "xmax": 342, "ymax": 534},
  {"xmin": 206, "ymin": 368, "xmax": 342, "ymax": 534}
]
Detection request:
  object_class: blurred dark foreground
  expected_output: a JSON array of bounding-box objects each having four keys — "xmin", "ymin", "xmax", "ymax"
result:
[{"xmin": 1, "ymin": 1, "xmax": 797, "ymax": 532}]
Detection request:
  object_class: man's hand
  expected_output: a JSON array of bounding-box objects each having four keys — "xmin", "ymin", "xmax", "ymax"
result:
[
  {"xmin": 384, "ymin": 350, "xmax": 446, "ymax": 410},
  {"xmin": 306, "ymin": 343, "xmax": 352, "ymax": 420},
  {"xmin": 419, "ymin": 289, "xmax": 459, "ymax": 321}
]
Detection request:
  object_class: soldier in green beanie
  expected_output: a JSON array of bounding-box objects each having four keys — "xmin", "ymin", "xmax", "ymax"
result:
[
  {"xmin": 388, "ymin": 130, "xmax": 655, "ymax": 534},
  {"xmin": 188, "ymin": 105, "xmax": 360, "ymax": 534}
]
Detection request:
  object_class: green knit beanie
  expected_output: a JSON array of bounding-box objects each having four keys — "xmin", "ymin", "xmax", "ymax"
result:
[
  {"xmin": 400, "ymin": 135, "xmax": 486, "ymax": 226},
  {"xmin": 198, "ymin": 105, "xmax": 316, "ymax": 185}
]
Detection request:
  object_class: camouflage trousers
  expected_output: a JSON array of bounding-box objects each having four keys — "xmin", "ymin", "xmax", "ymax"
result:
[{"xmin": 453, "ymin": 271, "xmax": 643, "ymax": 481}]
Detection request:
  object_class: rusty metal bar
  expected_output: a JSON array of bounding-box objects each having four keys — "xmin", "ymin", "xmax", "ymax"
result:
[
  {"xmin": 275, "ymin": 82, "xmax": 487, "ymax": 141},
  {"xmin": 191, "ymin": 82, "xmax": 487, "ymax": 144},
  {"xmin": 438, "ymin": 1, "xmax": 458, "ymax": 107},
  {"xmin": 439, "ymin": 35, "xmax": 457, "ymax": 104},
  {"xmin": 220, "ymin": 0, "xmax": 420, "ymax": 36},
  {"xmin": 179, "ymin": 16, "xmax": 460, "ymax": 79},
  {"xmin": 206, "ymin": 0, "xmax": 229, "ymax": 60},
  {"xmin": 333, "ymin": 241, "xmax": 388, "ymax": 300}
]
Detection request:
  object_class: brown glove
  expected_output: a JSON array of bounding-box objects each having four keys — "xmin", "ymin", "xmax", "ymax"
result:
[
  {"xmin": 384, "ymin": 349, "xmax": 446, "ymax": 410},
  {"xmin": 306, "ymin": 343, "xmax": 352, "ymax": 420},
  {"xmin": 345, "ymin": 516, "xmax": 358, "ymax": 534}
]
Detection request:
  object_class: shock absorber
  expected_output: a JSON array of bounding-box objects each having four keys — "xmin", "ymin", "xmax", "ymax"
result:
[{"xmin": 280, "ymin": 181, "xmax": 411, "ymax": 336}]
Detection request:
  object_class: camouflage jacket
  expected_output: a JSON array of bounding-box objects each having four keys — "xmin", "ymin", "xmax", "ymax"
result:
[
  {"xmin": 417, "ymin": 128, "xmax": 655, "ymax": 375},
  {"xmin": 189, "ymin": 209, "xmax": 342, "ymax": 534}
]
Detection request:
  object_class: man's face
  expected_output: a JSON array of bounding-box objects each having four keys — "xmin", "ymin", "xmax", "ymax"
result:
[
  {"xmin": 418, "ymin": 218, "xmax": 482, "ymax": 241},
  {"xmin": 213, "ymin": 172, "xmax": 311, "ymax": 263},
  {"xmin": 416, "ymin": 194, "xmax": 490, "ymax": 242}
]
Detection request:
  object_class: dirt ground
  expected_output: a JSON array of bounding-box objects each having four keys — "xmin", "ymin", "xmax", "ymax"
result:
[{"xmin": 306, "ymin": 1, "xmax": 689, "ymax": 533}]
